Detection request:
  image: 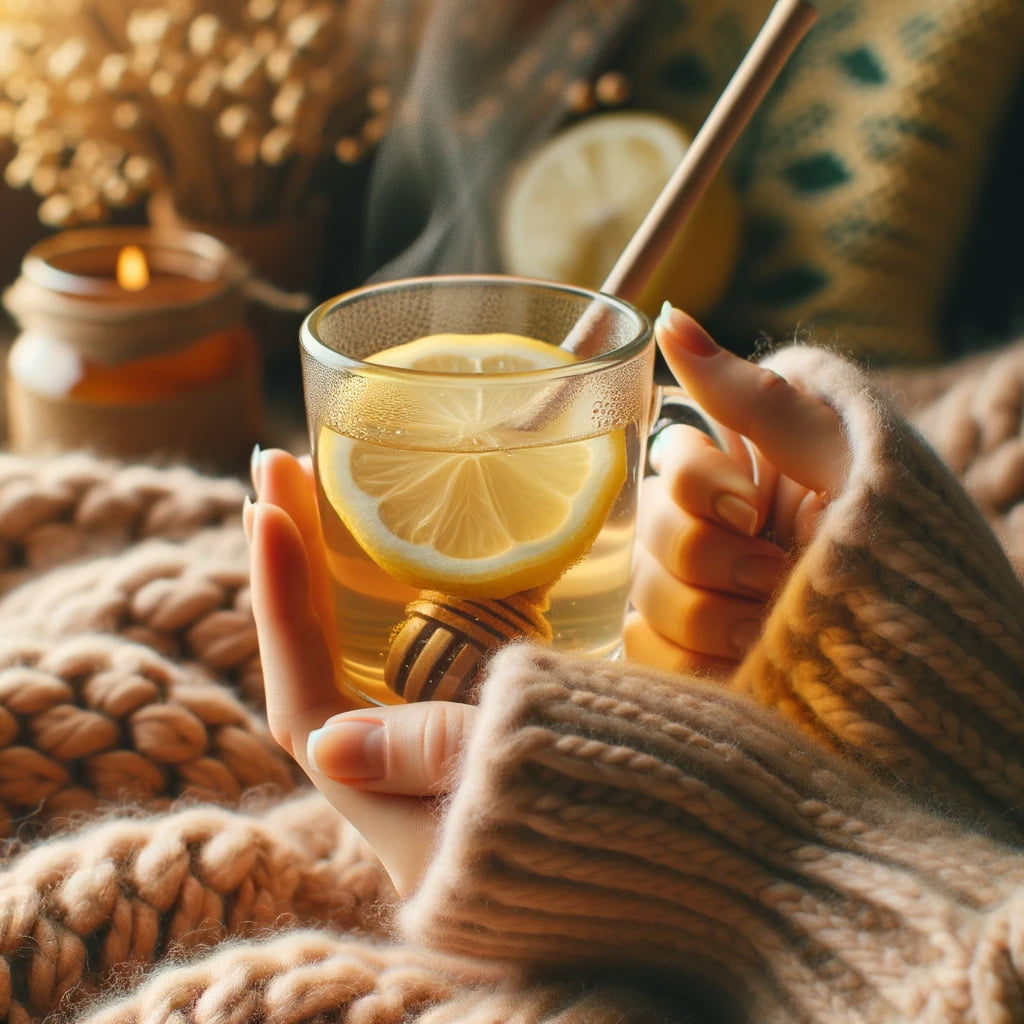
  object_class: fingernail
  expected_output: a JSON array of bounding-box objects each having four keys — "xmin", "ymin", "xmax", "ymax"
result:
[
  {"xmin": 655, "ymin": 303, "xmax": 719, "ymax": 357},
  {"xmin": 242, "ymin": 494, "xmax": 255, "ymax": 544},
  {"xmin": 307, "ymin": 716, "xmax": 387, "ymax": 780},
  {"xmin": 732, "ymin": 552, "xmax": 784, "ymax": 598},
  {"xmin": 250, "ymin": 443, "xmax": 264, "ymax": 497},
  {"xmin": 654, "ymin": 300, "xmax": 675, "ymax": 333},
  {"xmin": 713, "ymin": 493, "xmax": 759, "ymax": 536},
  {"xmin": 728, "ymin": 618, "xmax": 761, "ymax": 655}
]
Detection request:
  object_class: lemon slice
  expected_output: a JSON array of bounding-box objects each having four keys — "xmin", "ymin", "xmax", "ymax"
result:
[
  {"xmin": 499, "ymin": 110, "xmax": 740, "ymax": 319},
  {"xmin": 366, "ymin": 331, "xmax": 564, "ymax": 372},
  {"xmin": 318, "ymin": 332, "xmax": 627, "ymax": 599}
]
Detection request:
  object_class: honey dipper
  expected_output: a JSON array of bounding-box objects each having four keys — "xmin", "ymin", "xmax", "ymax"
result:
[
  {"xmin": 384, "ymin": 0, "xmax": 819, "ymax": 704},
  {"xmin": 385, "ymin": 585, "xmax": 554, "ymax": 703}
]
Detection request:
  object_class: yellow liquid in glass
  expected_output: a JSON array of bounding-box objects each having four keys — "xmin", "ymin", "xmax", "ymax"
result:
[
  {"xmin": 315, "ymin": 431, "xmax": 639, "ymax": 706},
  {"xmin": 312, "ymin": 331, "xmax": 643, "ymax": 706}
]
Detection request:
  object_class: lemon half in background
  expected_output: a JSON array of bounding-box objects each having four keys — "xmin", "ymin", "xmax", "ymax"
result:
[
  {"xmin": 499, "ymin": 110, "xmax": 741, "ymax": 320},
  {"xmin": 317, "ymin": 333, "xmax": 627, "ymax": 599}
]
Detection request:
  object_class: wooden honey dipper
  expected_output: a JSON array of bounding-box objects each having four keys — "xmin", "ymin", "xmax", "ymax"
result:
[
  {"xmin": 384, "ymin": 0, "xmax": 818, "ymax": 704},
  {"xmin": 385, "ymin": 585, "xmax": 555, "ymax": 703}
]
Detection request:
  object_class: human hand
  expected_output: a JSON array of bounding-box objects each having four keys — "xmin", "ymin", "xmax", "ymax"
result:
[
  {"xmin": 246, "ymin": 448, "xmax": 476, "ymax": 894},
  {"xmin": 626, "ymin": 306, "xmax": 850, "ymax": 674}
]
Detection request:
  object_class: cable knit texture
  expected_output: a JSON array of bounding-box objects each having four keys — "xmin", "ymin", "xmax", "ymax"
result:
[
  {"xmin": 402, "ymin": 646, "xmax": 1024, "ymax": 1023},
  {"xmin": 734, "ymin": 345, "xmax": 1024, "ymax": 827},
  {"xmin": 3, "ymin": 340, "xmax": 1024, "ymax": 1022}
]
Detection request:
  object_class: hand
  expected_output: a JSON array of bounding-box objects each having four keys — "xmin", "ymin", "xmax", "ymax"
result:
[
  {"xmin": 246, "ymin": 448, "xmax": 476, "ymax": 894},
  {"xmin": 625, "ymin": 307, "xmax": 850, "ymax": 674}
]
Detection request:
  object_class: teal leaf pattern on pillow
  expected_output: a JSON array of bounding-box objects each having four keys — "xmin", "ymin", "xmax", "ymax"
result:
[
  {"xmin": 750, "ymin": 266, "xmax": 829, "ymax": 306},
  {"xmin": 617, "ymin": 0, "xmax": 1024, "ymax": 360},
  {"xmin": 838, "ymin": 46, "xmax": 887, "ymax": 84},
  {"xmin": 783, "ymin": 152, "xmax": 852, "ymax": 192}
]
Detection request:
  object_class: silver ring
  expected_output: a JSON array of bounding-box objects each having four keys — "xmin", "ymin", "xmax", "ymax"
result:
[
  {"xmin": 647, "ymin": 390, "xmax": 761, "ymax": 492},
  {"xmin": 649, "ymin": 393, "xmax": 729, "ymax": 455}
]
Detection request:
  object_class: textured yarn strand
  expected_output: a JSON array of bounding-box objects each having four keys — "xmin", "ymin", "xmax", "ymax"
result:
[
  {"xmin": 0, "ymin": 634, "xmax": 295, "ymax": 841},
  {"xmin": 0, "ymin": 454, "xmax": 247, "ymax": 592}
]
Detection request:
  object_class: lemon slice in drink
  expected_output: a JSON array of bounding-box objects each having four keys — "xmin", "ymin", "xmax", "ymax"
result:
[
  {"xmin": 317, "ymin": 332, "xmax": 627, "ymax": 599},
  {"xmin": 499, "ymin": 110, "xmax": 740, "ymax": 319}
]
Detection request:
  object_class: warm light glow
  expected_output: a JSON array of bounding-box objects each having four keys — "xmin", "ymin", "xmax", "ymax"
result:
[{"xmin": 116, "ymin": 245, "xmax": 150, "ymax": 291}]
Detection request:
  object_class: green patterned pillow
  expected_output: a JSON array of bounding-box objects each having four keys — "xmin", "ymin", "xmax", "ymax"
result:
[{"xmin": 621, "ymin": 0, "xmax": 1024, "ymax": 364}]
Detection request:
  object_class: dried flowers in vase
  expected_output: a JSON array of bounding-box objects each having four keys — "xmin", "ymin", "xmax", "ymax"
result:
[{"xmin": 0, "ymin": 0, "xmax": 421, "ymax": 228}]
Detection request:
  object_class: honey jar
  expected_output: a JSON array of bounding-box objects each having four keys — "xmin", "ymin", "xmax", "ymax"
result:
[{"xmin": 3, "ymin": 226, "xmax": 262, "ymax": 472}]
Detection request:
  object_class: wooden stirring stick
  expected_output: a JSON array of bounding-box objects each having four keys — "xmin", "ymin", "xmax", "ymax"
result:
[
  {"xmin": 603, "ymin": 0, "xmax": 817, "ymax": 305},
  {"xmin": 565, "ymin": 0, "xmax": 818, "ymax": 358},
  {"xmin": 522, "ymin": 0, "xmax": 818, "ymax": 420},
  {"xmin": 385, "ymin": 0, "xmax": 820, "ymax": 705}
]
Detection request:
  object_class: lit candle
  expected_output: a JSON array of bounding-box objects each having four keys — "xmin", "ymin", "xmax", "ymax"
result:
[
  {"xmin": 117, "ymin": 245, "xmax": 150, "ymax": 291},
  {"xmin": 3, "ymin": 225, "xmax": 262, "ymax": 471}
]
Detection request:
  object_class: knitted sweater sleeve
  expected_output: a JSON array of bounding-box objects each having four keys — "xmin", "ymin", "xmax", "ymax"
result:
[
  {"xmin": 401, "ymin": 646, "xmax": 1024, "ymax": 1024},
  {"xmin": 400, "ymin": 345, "xmax": 1024, "ymax": 1022},
  {"xmin": 733, "ymin": 344, "xmax": 1024, "ymax": 827}
]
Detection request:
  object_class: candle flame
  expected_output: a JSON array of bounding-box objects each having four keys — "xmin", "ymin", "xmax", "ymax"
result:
[{"xmin": 116, "ymin": 245, "xmax": 150, "ymax": 291}]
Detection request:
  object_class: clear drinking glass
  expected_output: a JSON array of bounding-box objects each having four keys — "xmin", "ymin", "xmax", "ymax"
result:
[{"xmin": 300, "ymin": 274, "xmax": 655, "ymax": 707}]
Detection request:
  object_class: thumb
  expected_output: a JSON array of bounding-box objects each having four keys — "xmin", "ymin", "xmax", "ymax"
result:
[
  {"xmin": 307, "ymin": 701, "xmax": 478, "ymax": 795},
  {"xmin": 655, "ymin": 305, "xmax": 849, "ymax": 496}
]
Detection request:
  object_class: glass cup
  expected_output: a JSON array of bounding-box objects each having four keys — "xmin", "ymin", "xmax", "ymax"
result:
[{"xmin": 300, "ymin": 274, "xmax": 655, "ymax": 707}]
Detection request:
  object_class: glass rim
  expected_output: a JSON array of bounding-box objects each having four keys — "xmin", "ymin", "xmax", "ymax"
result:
[{"xmin": 299, "ymin": 273, "xmax": 653, "ymax": 381}]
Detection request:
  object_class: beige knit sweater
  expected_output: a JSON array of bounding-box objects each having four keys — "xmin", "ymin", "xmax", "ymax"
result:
[{"xmin": 2, "ymin": 340, "xmax": 1024, "ymax": 1023}]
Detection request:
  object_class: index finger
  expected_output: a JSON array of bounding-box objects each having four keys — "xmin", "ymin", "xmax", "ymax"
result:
[{"xmin": 655, "ymin": 307, "xmax": 850, "ymax": 496}]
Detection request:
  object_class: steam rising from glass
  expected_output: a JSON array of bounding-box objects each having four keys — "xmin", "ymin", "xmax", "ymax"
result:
[{"xmin": 360, "ymin": 0, "xmax": 639, "ymax": 283}]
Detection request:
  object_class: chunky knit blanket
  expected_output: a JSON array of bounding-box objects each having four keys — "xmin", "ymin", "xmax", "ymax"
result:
[{"xmin": 2, "ymin": 338, "xmax": 1024, "ymax": 1023}]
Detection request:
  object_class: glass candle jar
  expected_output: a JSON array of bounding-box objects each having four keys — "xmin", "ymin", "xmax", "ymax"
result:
[{"xmin": 3, "ymin": 226, "xmax": 262, "ymax": 472}]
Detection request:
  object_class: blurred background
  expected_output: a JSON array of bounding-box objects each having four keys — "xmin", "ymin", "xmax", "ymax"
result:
[{"xmin": 0, "ymin": 0, "xmax": 1020, "ymax": 456}]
